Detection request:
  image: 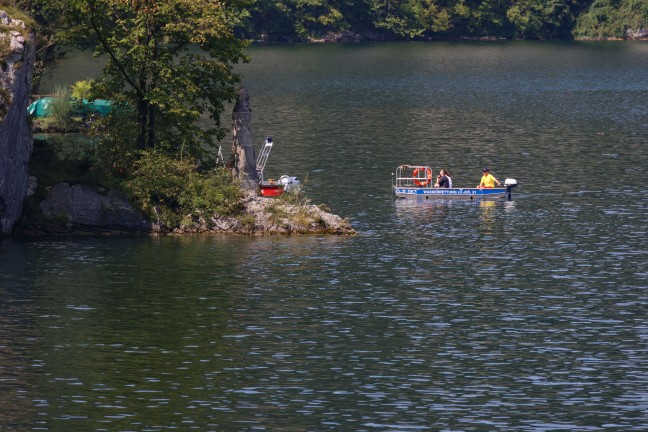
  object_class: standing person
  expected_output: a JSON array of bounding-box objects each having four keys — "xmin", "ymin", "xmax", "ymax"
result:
[
  {"xmin": 477, "ymin": 168, "xmax": 501, "ymax": 188},
  {"xmin": 435, "ymin": 170, "xmax": 450, "ymax": 188}
]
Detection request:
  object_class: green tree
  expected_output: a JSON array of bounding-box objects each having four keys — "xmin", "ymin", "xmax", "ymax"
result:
[
  {"xmin": 294, "ymin": 0, "xmax": 347, "ymax": 38},
  {"xmin": 40, "ymin": 0, "xmax": 249, "ymax": 160},
  {"xmin": 506, "ymin": 0, "xmax": 584, "ymax": 39},
  {"xmin": 574, "ymin": 0, "xmax": 648, "ymax": 39}
]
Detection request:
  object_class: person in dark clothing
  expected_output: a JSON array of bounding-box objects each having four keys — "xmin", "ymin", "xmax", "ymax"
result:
[
  {"xmin": 435, "ymin": 170, "xmax": 450, "ymax": 188},
  {"xmin": 441, "ymin": 169, "xmax": 452, "ymax": 187}
]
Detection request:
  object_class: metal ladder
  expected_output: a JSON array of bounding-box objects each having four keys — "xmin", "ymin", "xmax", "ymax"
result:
[{"xmin": 256, "ymin": 136, "xmax": 273, "ymax": 182}]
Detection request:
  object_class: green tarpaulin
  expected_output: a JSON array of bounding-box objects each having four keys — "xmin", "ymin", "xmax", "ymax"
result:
[{"xmin": 27, "ymin": 97, "xmax": 113, "ymax": 118}]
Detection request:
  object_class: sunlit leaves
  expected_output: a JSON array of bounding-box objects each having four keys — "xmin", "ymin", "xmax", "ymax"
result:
[{"xmin": 41, "ymin": 0, "xmax": 248, "ymax": 158}]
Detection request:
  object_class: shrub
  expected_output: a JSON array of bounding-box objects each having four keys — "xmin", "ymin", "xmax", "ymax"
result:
[
  {"xmin": 71, "ymin": 79, "xmax": 94, "ymax": 101},
  {"xmin": 277, "ymin": 186, "xmax": 310, "ymax": 206},
  {"xmin": 125, "ymin": 150, "xmax": 244, "ymax": 228},
  {"xmin": 237, "ymin": 213, "xmax": 256, "ymax": 229},
  {"xmin": 266, "ymin": 202, "xmax": 289, "ymax": 224},
  {"xmin": 89, "ymin": 105, "xmax": 139, "ymax": 179}
]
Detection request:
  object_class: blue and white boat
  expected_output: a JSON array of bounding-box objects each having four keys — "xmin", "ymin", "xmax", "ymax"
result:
[{"xmin": 392, "ymin": 165, "xmax": 518, "ymax": 200}]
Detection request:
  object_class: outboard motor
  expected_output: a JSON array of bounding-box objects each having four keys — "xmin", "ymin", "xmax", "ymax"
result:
[
  {"xmin": 504, "ymin": 178, "xmax": 518, "ymax": 201},
  {"xmin": 279, "ymin": 175, "xmax": 301, "ymax": 192}
]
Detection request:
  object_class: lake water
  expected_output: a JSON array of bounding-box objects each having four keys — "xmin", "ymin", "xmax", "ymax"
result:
[{"xmin": 3, "ymin": 41, "xmax": 648, "ymax": 431}]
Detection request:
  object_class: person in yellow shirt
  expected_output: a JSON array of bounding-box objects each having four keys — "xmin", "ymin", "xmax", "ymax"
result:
[{"xmin": 477, "ymin": 168, "xmax": 501, "ymax": 188}]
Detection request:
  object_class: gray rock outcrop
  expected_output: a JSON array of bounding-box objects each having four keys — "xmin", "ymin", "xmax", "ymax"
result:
[
  {"xmin": 626, "ymin": 27, "xmax": 648, "ymax": 40},
  {"xmin": 38, "ymin": 183, "xmax": 152, "ymax": 234},
  {"xmin": 0, "ymin": 10, "xmax": 34, "ymax": 235}
]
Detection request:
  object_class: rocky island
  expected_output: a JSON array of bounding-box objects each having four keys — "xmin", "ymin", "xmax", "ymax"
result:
[
  {"xmin": 18, "ymin": 183, "xmax": 354, "ymax": 236},
  {"xmin": 0, "ymin": 9, "xmax": 354, "ymax": 238}
]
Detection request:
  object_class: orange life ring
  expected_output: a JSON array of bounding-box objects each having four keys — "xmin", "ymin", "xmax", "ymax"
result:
[{"xmin": 412, "ymin": 167, "xmax": 432, "ymax": 187}]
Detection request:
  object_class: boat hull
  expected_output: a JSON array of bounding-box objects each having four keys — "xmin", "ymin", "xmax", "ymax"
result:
[
  {"xmin": 394, "ymin": 187, "xmax": 507, "ymax": 200},
  {"xmin": 259, "ymin": 184, "xmax": 284, "ymax": 197}
]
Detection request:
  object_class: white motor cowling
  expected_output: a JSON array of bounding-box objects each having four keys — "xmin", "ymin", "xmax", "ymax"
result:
[
  {"xmin": 504, "ymin": 178, "xmax": 518, "ymax": 201},
  {"xmin": 279, "ymin": 175, "xmax": 301, "ymax": 192}
]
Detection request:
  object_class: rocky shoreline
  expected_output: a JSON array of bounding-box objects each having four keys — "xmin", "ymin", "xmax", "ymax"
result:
[{"xmin": 17, "ymin": 184, "xmax": 355, "ymax": 236}]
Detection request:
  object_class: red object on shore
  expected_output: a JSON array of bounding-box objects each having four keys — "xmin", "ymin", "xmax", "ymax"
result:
[{"xmin": 259, "ymin": 182, "xmax": 284, "ymax": 197}]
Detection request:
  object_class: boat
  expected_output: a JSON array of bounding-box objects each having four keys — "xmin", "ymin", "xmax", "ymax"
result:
[
  {"xmin": 392, "ymin": 165, "xmax": 518, "ymax": 200},
  {"xmin": 259, "ymin": 175, "xmax": 300, "ymax": 197},
  {"xmin": 256, "ymin": 137, "xmax": 300, "ymax": 197}
]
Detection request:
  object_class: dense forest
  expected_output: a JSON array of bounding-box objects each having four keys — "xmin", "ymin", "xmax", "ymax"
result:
[{"xmin": 236, "ymin": 0, "xmax": 647, "ymax": 41}]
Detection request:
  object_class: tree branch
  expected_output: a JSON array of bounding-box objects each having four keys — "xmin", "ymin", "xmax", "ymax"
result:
[{"xmin": 86, "ymin": 0, "xmax": 143, "ymax": 99}]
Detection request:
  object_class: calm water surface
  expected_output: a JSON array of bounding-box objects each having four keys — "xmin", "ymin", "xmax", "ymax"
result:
[{"xmin": 3, "ymin": 42, "xmax": 648, "ymax": 431}]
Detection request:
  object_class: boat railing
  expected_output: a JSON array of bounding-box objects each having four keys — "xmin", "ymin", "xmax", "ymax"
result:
[{"xmin": 393, "ymin": 165, "xmax": 434, "ymax": 188}]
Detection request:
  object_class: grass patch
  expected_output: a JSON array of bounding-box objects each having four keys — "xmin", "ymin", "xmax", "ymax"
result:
[
  {"xmin": 265, "ymin": 202, "xmax": 289, "ymax": 224},
  {"xmin": 0, "ymin": 5, "xmax": 35, "ymax": 31},
  {"xmin": 237, "ymin": 212, "xmax": 256, "ymax": 229}
]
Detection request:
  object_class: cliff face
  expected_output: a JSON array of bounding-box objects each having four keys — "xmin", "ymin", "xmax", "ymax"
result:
[{"xmin": 0, "ymin": 11, "xmax": 34, "ymax": 235}]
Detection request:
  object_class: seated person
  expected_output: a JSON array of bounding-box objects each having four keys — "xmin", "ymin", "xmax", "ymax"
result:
[
  {"xmin": 441, "ymin": 169, "xmax": 452, "ymax": 187},
  {"xmin": 434, "ymin": 170, "xmax": 450, "ymax": 188},
  {"xmin": 477, "ymin": 168, "xmax": 501, "ymax": 188}
]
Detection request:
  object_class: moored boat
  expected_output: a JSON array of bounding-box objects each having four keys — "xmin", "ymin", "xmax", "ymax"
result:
[
  {"xmin": 392, "ymin": 165, "xmax": 517, "ymax": 200},
  {"xmin": 259, "ymin": 175, "xmax": 301, "ymax": 197},
  {"xmin": 259, "ymin": 181, "xmax": 285, "ymax": 197},
  {"xmin": 256, "ymin": 137, "xmax": 301, "ymax": 197}
]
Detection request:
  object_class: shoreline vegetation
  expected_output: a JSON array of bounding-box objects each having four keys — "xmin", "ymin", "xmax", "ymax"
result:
[{"xmin": 233, "ymin": 0, "xmax": 647, "ymax": 43}]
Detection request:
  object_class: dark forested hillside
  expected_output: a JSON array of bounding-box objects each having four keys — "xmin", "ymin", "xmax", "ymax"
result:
[{"xmin": 236, "ymin": 0, "xmax": 647, "ymax": 41}]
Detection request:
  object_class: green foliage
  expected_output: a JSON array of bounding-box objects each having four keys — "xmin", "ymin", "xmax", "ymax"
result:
[
  {"xmin": 88, "ymin": 106, "xmax": 139, "ymax": 179},
  {"xmin": 125, "ymin": 151, "xmax": 244, "ymax": 228},
  {"xmin": 0, "ymin": 3, "xmax": 35, "ymax": 32},
  {"xmin": 266, "ymin": 192, "xmax": 314, "ymax": 228},
  {"xmin": 505, "ymin": 0, "xmax": 578, "ymax": 39},
  {"xmin": 70, "ymin": 79, "xmax": 94, "ymax": 100},
  {"xmin": 40, "ymin": 0, "xmax": 249, "ymax": 160},
  {"xmin": 49, "ymin": 84, "xmax": 73, "ymax": 129},
  {"xmin": 265, "ymin": 202, "xmax": 289, "ymax": 224},
  {"xmin": 0, "ymin": 33, "xmax": 10, "ymax": 61},
  {"xmin": 236, "ymin": 212, "xmax": 256, "ymax": 229},
  {"xmin": 21, "ymin": 0, "xmax": 648, "ymax": 48},
  {"xmin": 28, "ymin": 135, "xmax": 101, "ymax": 191},
  {"xmin": 293, "ymin": 0, "xmax": 346, "ymax": 38},
  {"xmin": 237, "ymin": 0, "xmax": 645, "ymax": 41},
  {"xmin": 277, "ymin": 186, "xmax": 311, "ymax": 206},
  {"xmin": 265, "ymin": 187, "xmax": 321, "ymax": 228},
  {"xmin": 574, "ymin": 0, "xmax": 648, "ymax": 39}
]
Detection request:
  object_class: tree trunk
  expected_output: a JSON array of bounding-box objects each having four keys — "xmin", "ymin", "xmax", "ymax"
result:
[
  {"xmin": 147, "ymin": 104, "xmax": 156, "ymax": 150},
  {"xmin": 137, "ymin": 97, "xmax": 148, "ymax": 150},
  {"xmin": 231, "ymin": 87, "xmax": 258, "ymax": 189}
]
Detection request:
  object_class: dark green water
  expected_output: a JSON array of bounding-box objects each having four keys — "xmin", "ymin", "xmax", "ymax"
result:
[{"xmin": 3, "ymin": 42, "xmax": 648, "ymax": 431}]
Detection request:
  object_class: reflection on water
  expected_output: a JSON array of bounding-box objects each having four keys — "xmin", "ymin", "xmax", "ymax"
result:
[
  {"xmin": 478, "ymin": 200, "xmax": 497, "ymax": 235},
  {"xmin": 4, "ymin": 42, "xmax": 648, "ymax": 430}
]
